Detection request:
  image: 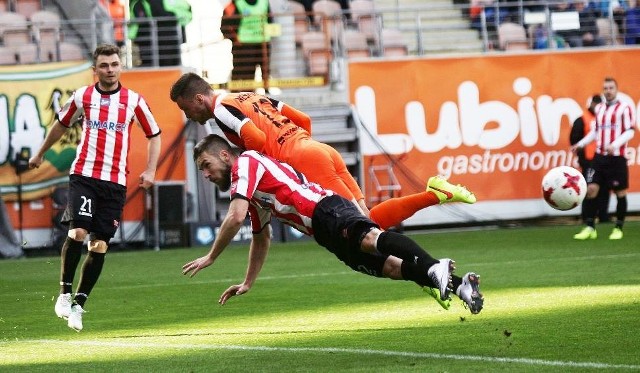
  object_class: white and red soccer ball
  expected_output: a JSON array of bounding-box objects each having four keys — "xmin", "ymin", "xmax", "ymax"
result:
[{"xmin": 541, "ymin": 166, "xmax": 587, "ymax": 211}]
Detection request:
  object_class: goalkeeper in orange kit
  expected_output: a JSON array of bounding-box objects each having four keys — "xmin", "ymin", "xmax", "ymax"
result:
[{"xmin": 169, "ymin": 72, "xmax": 476, "ymax": 230}]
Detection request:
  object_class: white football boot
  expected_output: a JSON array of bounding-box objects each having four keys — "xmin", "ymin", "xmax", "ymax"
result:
[
  {"xmin": 457, "ymin": 272, "xmax": 484, "ymax": 314},
  {"xmin": 54, "ymin": 293, "xmax": 72, "ymax": 320},
  {"xmin": 427, "ymin": 258, "xmax": 455, "ymax": 301},
  {"xmin": 67, "ymin": 304, "xmax": 85, "ymax": 332}
]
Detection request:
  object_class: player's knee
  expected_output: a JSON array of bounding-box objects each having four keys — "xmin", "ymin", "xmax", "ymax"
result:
[
  {"xmin": 88, "ymin": 240, "xmax": 108, "ymax": 253},
  {"xmin": 586, "ymin": 184, "xmax": 600, "ymax": 198},
  {"xmin": 67, "ymin": 228, "xmax": 88, "ymax": 241},
  {"xmin": 382, "ymin": 255, "xmax": 403, "ymax": 279},
  {"xmin": 615, "ymin": 190, "xmax": 627, "ymax": 198},
  {"xmin": 360, "ymin": 228, "xmax": 381, "ymax": 253}
]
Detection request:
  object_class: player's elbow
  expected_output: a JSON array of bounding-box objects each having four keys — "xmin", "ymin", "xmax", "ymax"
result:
[
  {"xmin": 300, "ymin": 113, "xmax": 311, "ymax": 124},
  {"xmin": 247, "ymin": 136, "xmax": 266, "ymax": 152}
]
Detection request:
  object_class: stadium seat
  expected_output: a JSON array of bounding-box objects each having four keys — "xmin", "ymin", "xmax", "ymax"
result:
[
  {"xmin": 59, "ymin": 42, "xmax": 86, "ymax": 61},
  {"xmin": 0, "ymin": 12, "xmax": 31, "ymax": 44},
  {"xmin": 312, "ymin": 0, "xmax": 343, "ymax": 41},
  {"xmin": 497, "ymin": 22, "xmax": 530, "ymax": 50},
  {"xmin": 31, "ymin": 10, "xmax": 62, "ymax": 62},
  {"xmin": 380, "ymin": 28, "xmax": 408, "ymax": 56},
  {"xmin": 0, "ymin": 46, "xmax": 16, "ymax": 65},
  {"xmin": 15, "ymin": 0, "xmax": 41, "ymax": 19},
  {"xmin": 287, "ymin": 0, "xmax": 309, "ymax": 45},
  {"xmin": 30, "ymin": 11, "xmax": 61, "ymax": 37},
  {"xmin": 301, "ymin": 30, "xmax": 332, "ymax": 77},
  {"xmin": 342, "ymin": 29, "xmax": 370, "ymax": 58},
  {"xmin": 15, "ymin": 43, "xmax": 38, "ymax": 64},
  {"xmin": 349, "ymin": 0, "xmax": 378, "ymax": 42}
]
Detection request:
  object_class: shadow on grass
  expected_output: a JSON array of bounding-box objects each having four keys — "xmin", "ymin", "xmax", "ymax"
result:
[{"xmin": 3, "ymin": 301, "xmax": 638, "ymax": 372}]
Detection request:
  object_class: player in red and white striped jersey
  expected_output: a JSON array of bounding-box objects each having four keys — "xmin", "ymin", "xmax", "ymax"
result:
[
  {"xmin": 181, "ymin": 135, "xmax": 485, "ymax": 314},
  {"xmin": 572, "ymin": 77, "xmax": 636, "ymax": 240},
  {"xmin": 57, "ymin": 77, "xmax": 160, "ymax": 186},
  {"xmin": 29, "ymin": 44, "xmax": 162, "ymax": 331},
  {"xmin": 232, "ymin": 150, "xmax": 330, "ymax": 236}
]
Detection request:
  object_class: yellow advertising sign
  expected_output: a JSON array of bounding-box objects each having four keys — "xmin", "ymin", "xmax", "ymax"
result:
[
  {"xmin": 212, "ymin": 76, "xmax": 326, "ymax": 90},
  {"xmin": 0, "ymin": 61, "xmax": 93, "ymax": 201}
]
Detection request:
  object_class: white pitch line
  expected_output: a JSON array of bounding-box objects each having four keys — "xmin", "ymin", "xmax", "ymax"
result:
[
  {"xmin": 0, "ymin": 271, "xmax": 354, "ymax": 298},
  {"xmin": 27, "ymin": 339, "xmax": 640, "ymax": 370},
  {"xmin": 112, "ymin": 270, "xmax": 355, "ymax": 290},
  {"xmin": 2, "ymin": 252, "xmax": 639, "ymax": 297},
  {"xmin": 465, "ymin": 252, "xmax": 640, "ymax": 267}
]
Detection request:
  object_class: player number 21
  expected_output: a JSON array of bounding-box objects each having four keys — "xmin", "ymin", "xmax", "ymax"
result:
[{"xmin": 80, "ymin": 196, "xmax": 92, "ymax": 213}]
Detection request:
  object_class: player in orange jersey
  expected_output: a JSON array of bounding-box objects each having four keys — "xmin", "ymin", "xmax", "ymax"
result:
[{"xmin": 170, "ymin": 73, "xmax": 476, "ymax": 230}]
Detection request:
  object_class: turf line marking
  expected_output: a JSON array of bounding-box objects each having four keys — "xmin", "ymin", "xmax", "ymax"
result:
[
  {"xmin": 465, "ymin": 252, "xmax": 640, "ymax": 267},
  {"xmin": 112, "ymin": 271, "xmax": 355, "ymax": 290},
  {"xmin": 3, "ymin": 252, "xmax": 640, "ymax": 296},
  {"xmin": 51, "ymin": 252, "xmax": 640, "ymax": 290},
  {"xmin": 2, "ymin": 253, "xmax": 638, "ymax": 297},
  {"xmin": 0, "ymin": 271, "xmax": 354, "ymax": 297},
  {"xmin": 30, "ymin": 340, "xmax": 640, "ymax": 370}
]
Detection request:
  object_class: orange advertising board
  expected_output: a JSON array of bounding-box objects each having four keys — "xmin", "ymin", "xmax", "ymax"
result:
[
  {"xmin": 118, "ymin": 68, "xmax": 187, "ymax": 221},
  {"xmin": 349, "ymin": 49, "xmax": 640, "ymax": 224}
]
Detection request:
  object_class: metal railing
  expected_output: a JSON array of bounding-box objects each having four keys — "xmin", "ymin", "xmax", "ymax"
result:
[{"xmin": 2, "ymin": 2, "xmax": 638, "ymax": 82}]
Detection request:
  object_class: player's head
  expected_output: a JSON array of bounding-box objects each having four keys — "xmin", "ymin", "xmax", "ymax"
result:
[
  {"xmin": 193, "ymin": 134, "xmax": 234, "ymax": 191},
  {"xmin": 170, "ymin": 73, "xmax": 215, "ymax": 125},
  {"xmin": 587, "ymin": 94, "xmax": 602, "ymax": 113},
  {"xmin": 92, "ymin": 44, "xmax": 121, "ymax": 90},
  {"xmin": 602, "ymin": 77, "xmax": 618, "ymax": 102}
]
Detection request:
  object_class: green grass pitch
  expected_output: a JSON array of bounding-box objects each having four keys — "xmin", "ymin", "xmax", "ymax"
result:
[{"xmin": 1, "ymin": 222, "xmax": 639, "ymax": 372}]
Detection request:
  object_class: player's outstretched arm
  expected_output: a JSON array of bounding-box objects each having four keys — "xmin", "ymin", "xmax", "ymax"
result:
[
  {"xmin": 28, "ymin": 121, "xmax": 67, "ymax": 169},
  {"xmin": 139, "ymin": 135, "xmax": 161, "ymax": 189},
  {"xmin": 181, "ymin": 255, "xmax": 215, "ymax": 278},
  {"xmin": 182, "ymin": 198, "xmax": 250, "ymax": 277},
  {"xmin": 281, "ymin": 103, "xmax": 312, "ymax": 134},
  {"xmin": 572, "ymin": 128, "xmax": 596, "ymax": 153},
  {"xmin": 239, "ymin": 122, "xmax": 267, "ymax": 152},
  {"xmin": 270, "ymin": 98, "xmax": 312, "ymax": 134},
  {"xmin": 219, "ymin": 227, "xmax": 270, "ymax": 305}
]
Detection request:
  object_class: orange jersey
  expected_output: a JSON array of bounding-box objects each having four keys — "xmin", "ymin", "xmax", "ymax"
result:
[
  {"xmin": 210, "ymin": 92, "xmax": 364, "ymax": 201},
  {"xmin": 211, "ymin": 92, "xmax": 312, "ymax": 160},
  {"xmin": 582, "ymin": 110, "xmax": 596, "ymax": 160}
]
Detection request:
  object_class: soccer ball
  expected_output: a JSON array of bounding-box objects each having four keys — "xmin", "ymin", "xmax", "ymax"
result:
[{"xmin": 541, "ymin": 166, "xmax": 587, "ymax": 211}]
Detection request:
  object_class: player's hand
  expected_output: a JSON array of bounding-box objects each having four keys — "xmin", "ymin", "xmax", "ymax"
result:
[
  {"xmin": 605, "ymin": 145, "xmax": 614, "ymax": 154},
  {"xmin": 182, "ymin": 255, "xmax": 214, "ymax": 277},
  {"xmin": 139, "ymin": 170, "xmax": 155, "ymax": 190},
  {"xmin": 219, "ymin": 283, "xmax": 250, "ymax": 305},
  {"xmin": 570, "ymin": 144, "xmax": 580, "ymax": 154},
  {"xmin": 28, "ymin": 155, "xmax": 43, "ymax": 169}
]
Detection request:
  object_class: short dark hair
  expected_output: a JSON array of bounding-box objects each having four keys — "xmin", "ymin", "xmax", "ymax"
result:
[
  {"xmin": 193, "ymin": 134, "xmax": 232, "ymax": 163},
  {"xmin": 591, "ymin": 94, "xmax": 602, "ymax": 104},
  {"xmin": 92, "ymin": 44, "xmax": 120, "ymax": 65},
  {"xmin": 604, "ymin": 76, "xmax": 617, "ymax": 87},
  {"xmin": 170, "ymin": 73, "xmax": 212, "ymax": 102}
]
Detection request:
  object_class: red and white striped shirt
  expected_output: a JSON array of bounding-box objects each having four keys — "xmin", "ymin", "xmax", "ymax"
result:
[
  {"xmin": 593, "ymin": 99, "xmax": 635, "ymax": 157},
  {"xmin": 230, "ymin": 151, "xmax": 332, "ymax": 236},
  {"xmin": 58, "ymin": 83, "xmax": 161, "ymax": 186}
]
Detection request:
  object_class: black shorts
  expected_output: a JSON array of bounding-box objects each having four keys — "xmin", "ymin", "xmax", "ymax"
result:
[
  {"xmin": 586, "ymin": 154, "xmax": 629, "ymax": 191},
  {"xmin": 61, "ymin": 174, "xmax": 127, "ymax": 240},
  {"xmin": 311, "ymin": 195, "xmax": 385, "ymax": 277}
]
